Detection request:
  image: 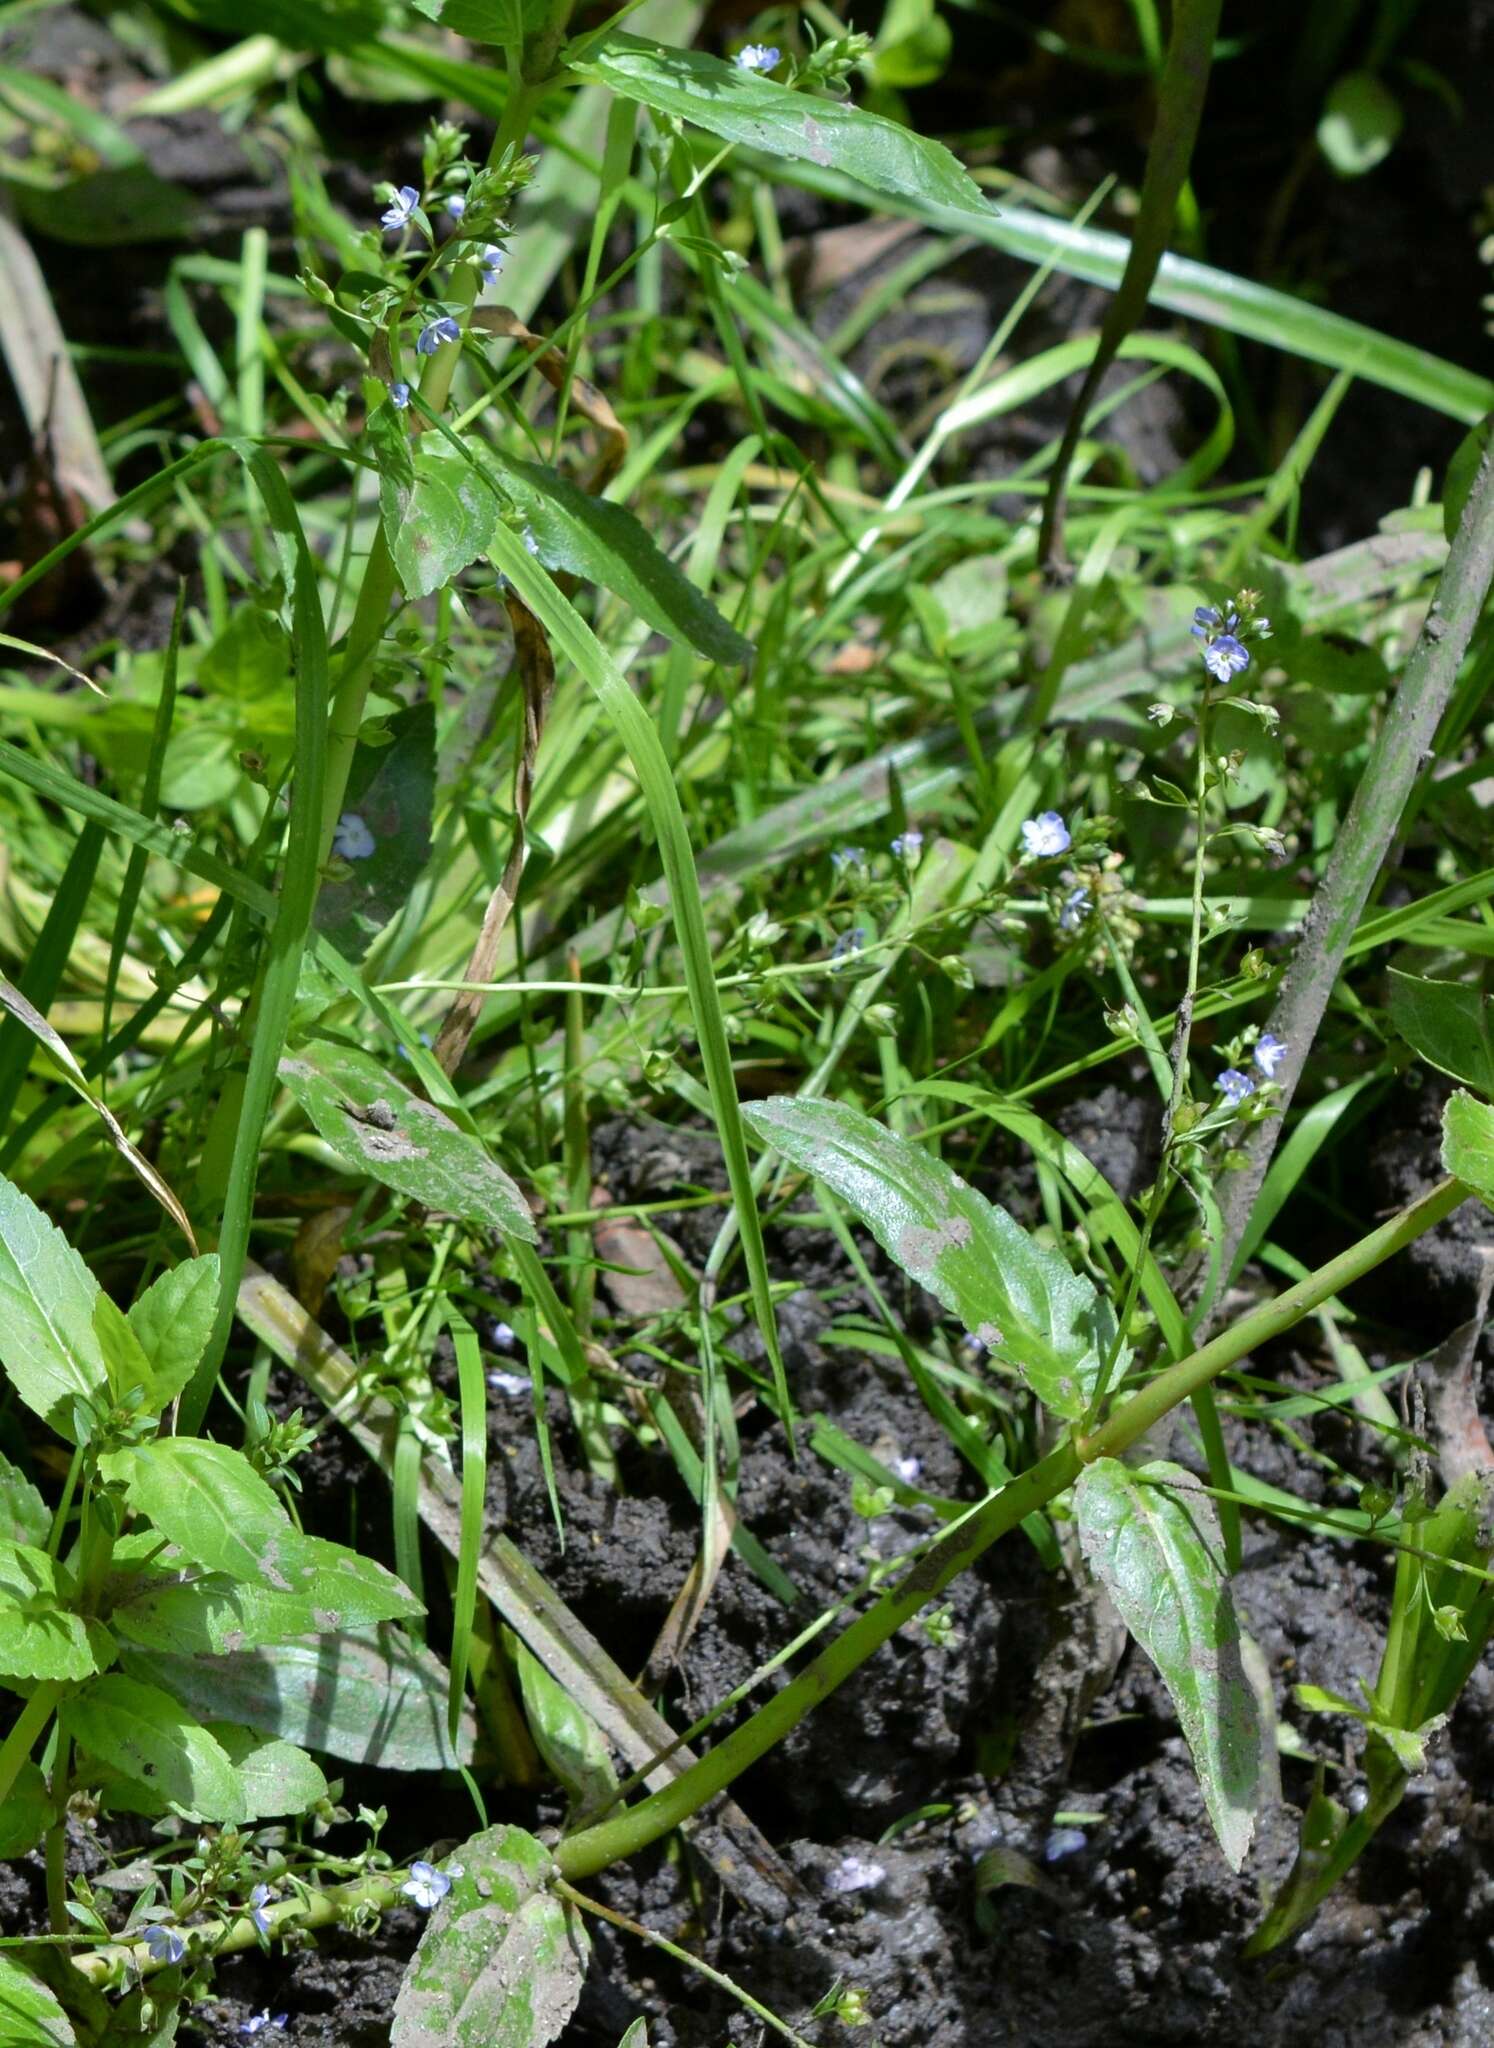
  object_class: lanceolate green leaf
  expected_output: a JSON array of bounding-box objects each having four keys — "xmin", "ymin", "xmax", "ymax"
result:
[
  {"xmin": 126, "ymin": 1256, "xmax": 221, "ymax": 1411},
  {"xmin": 278, "ymin": 1039, "xmax": 536, "ymax": 1240},
  {"xmin": 392, "ymin": 1824, "xmax": 589, "ymax": 2048},
  {"xmin": 64, "ymin": 1672, "xmax": 246, "ymax": 1822},
  {"xmin": 1388, "ymin": 970, "xmax": 1494, "ymax": 1095},
  {"xmin": 0, "ymin": 1172, "xmax": 111, "ymax": 1440},
  {"xmin": 574, "ymin": 33, "xmax": 993, "ymax": 227},
  {"xmin": 1075, "ymin": 1458, "xmax": 1262, "ymax": 1871},
  {"xmin": 513, "ymin": 1638, "xmax": 619, "ymax": 1818},
  {"xmin": 746, "ymin": 1095, "xmax": 1121, "ymax": 1420},
  {"xmin": 121, "ymin": 1628, "xmax": 474, "ymax": 1770},
  {"xmin": 489, "ymin": 454, "xmax": 752, "ymax": 666}
]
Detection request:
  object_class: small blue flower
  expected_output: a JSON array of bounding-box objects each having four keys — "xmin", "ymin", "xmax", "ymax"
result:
[
  {"xmin": 445, "ymin": 193, "xmax": 466, "ymax": 222},
  {"xmin": 1021, "ymin": 811, "xmax": 1071, "ymax": 860},
  {"xmin": 416, "ymin": 315, "xmax": 462, "ymax": 356},
  {"xmin": 380, "ymin": 184, "xmax": 420, "ymax": 231},
  {"xmin": 1044, "ymin": 1828, "xmax": 1087, "ymax": 1864},
  {"xmin": 830, "ymin": 846, "xmax": 866, "ymax": 873},
  {"xmin": 241, "ymin": 2014, "xmax": 288, "ymax": 2037},
  {"xmin": 332, "ymin": 812, "xmax": 376, "ymax": 861},
  {"xmin": 1253, "ymin": 1032, "xmax": 1287, "ymax": 1079},
  {"xmin": 736, "ymin": 43, "xmax": 780, "ymax": 70},
  {"xmin": 890, "ymin": 830, "xmax": 923, "ymax": 860},
  {"xmin": 831, "ymin": 926, "xmax": 866, "ymax": 961},
  {"xmin": 389, "ymin": 381, "xmax": 411, "ymax": 410},
  {"xmin": 487, "ymin": 1368, "xmax": 530, "ymax": 1397},
  {"xmin": 1059, "ymin": 886, "xmax": 1091, "ymax": 932},
  {"xmin": 1190, "ymin": 606, "xmax": 1221, "ymax": 638},
  {"xmin": 479, "ymin": 243, "xmax": 504, "ymax": 287},
  {"xmin": 402, "ymin": 1860, "xmax": 453, "ymax": 1910},
  {"xmin": 249, "ymin": 1884, "xmax": 274, "ymax": 1938},
  {"xmin": 1216, "ymin": 1068, "xmax": 1256, "ymax": 1107},
  {"xmin": 143, "ymin": 1926, "xmax": 186, "ymax": 1965},
  {"xmin": 488, "ymin": 1318, "xmax": 517, "ymax": 1352},
  {"xmin": 1201, "ymin": 634, "xmax": 1250, "ymax": 682}
]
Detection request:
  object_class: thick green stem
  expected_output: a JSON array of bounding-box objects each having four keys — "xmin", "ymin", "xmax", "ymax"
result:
[
  {"xmin": 553, "ymin": 1176, "xmax": 1465, "ymax": 1879},
  {"xmin": 72, "ymin": 1870, "xmax": 405, "ymax": 1985}
]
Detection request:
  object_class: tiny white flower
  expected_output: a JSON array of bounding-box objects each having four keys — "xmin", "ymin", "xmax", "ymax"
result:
[
  {"xmin": 487, "ymin": 1369, "xmax": 530, "ymax": 1397},
  {"xmin": 1253, "ymin": 1032, "xmax": 1287, "ymax": 1078},
  {"xmin": 331, "ymin": 812, "xmax": 376, "ymax": 861},
  {"xmin": 1021, "ymin": 811, "xmax": 1071, "ymax": 860},
  {"xmin": 892, "ymin": 1455, "xmax": 922, "ymax": 1485},
  {"xmin": 735, "ymin": 42, "xmax": 781, "ymax": 70},
  {"xmin": 241, "ymin": 2014, "xmax": 288, "ymax": 2037},
  {"xmin": 401, "ymin": 1860, "xmax": 453, "ymax": 1910}
]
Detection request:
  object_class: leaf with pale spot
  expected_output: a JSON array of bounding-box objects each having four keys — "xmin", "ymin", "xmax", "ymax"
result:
[
  {"xmin": 111, "ymin": 1538, "xmax": 420, "ymax": 1655},
  {"xmin": 374, "ymin": 409, "xmax": 501, "ymax": 600},
  {"xmin": 392, "ymin": 1824, "xmax": 588, "ymax": 2048},
  {"xmin": 1075, "ymin": 1458, "xmax": 1262, "ymax": 1871},
  {"xmin": 745, "ymin": 1094, "xmax": 1121, "ymax": 1419}
]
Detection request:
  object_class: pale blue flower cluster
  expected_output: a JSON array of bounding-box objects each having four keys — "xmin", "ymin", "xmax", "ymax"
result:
[
  {"xmin": 1216, "ymin": 1035, "xmax": 1287, "ymax": 1107},
  {"xmin": 891, "ymin": 830, "xmax": 923, "ymax": 860},
  {"xmin": 1021, "ymin": 811, "xmax": 1070, "ymax": 860},
  {"xmin": 1191, "ymin": 603, "xmax": 1269, "ymax": 684},
  {"xmin": 830, "ymin": 846, "xmax": 866, "ymax": 873},
  {"xmin": 736, "ymin": 43, "xmax": 781, "ymax": 70}
]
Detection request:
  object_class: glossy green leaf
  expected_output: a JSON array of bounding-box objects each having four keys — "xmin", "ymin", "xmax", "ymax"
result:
[
  {"xmin": 0, "ymin": 1172, "xmax": 111, "ymax": 1441},
  {"xmin": 314, "ymin": 702, "xmax": 436, "ymax": 962},
  {"xmin": 111, "ymin": 1538, "xmax": 422, "ymax": 1656},
  {"xmin": 1075, "ymin": 1458, "xmax": 1262, "ymax": 1871},
  {"xmin": 392, "ymin": 1823, "xmax": 588, "ymax": 2048},
  {"xmin": 126, "ymin": 1256, "xmax": 221, "ymax": 1410},
  {"xmin": 617, "ymin": 2026, "xmax": 649, "ymax": 2048},
  {"xmin": 278, "ymin": 1039, "xmax": 537, "ymax": 1240},
  {"xmin": 0, "ymin": 1542, "xmax": 112, "ymax": 1682},
  {"xmin": 101, "ymin": 1438, "xmax": 296, "ymax": 1585},
  {"xmin": 745, "ymin": 1095, "xmax": 1121, "ymax": 1419},
  {"xmin": 1317, "ymin": 71, "xmax": 1402, "ymax": 178},
  {"xmin": 211, "ymin": 1726, "xmax": 329, "ymax": 1819},
  {"xmin": 1387, "ymin": 971, "xmax": 1494, "ymax": 1094},
  {"xmin": 0, "ymin": 1449, "xmax": 49, "ymax": 1549},
  {"xmin": 574, "ymin": 32, "xmax": 992, "ymax": 224},
  {"xmin": 0, "ymin": 1955, "xmax": 75, "ymax": 2046},
  {"xmin": 489, "ymin": 454, "xmax": 752, "ymax": 665},
  {"xmin": 121, "ymin": 1628, "xmax": 474, "ymax": 1770},
  {"xmin": 375, "ymin": 412, "xmax": 499, "ymax": 600},
  {"xmin": 1441, "ymin": 1089, "xmax": 1494, "ymax": 1210},
  {"xmin": 514, "ymin": 1638, "xmax": 618, "ymax": 1817},
  {"xmin": 63, "ymin": 1672, "xmax": 246, "ymax": 1822},
  {"xmin": 0, "ymin": 1761, "xmax": 49, "ymax": 1858}
]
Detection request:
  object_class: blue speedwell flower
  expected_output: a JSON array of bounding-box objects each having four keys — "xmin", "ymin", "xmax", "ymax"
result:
[
  {"xmin": 332, "ymin": 813, "xmax": 376, "ymax": 861},
  {"xmin": 143, "ymin": 1926, "xmax": 186, "ymax": 1965},
  {"xmin": 1216, "ymin": 1068, "xmax": 1256, "ymax": 1107},
  {"xmin": 1059, "ymin": 886, "xmax": 1091, "ymax": 932},
  {"xmin": 890, "ymin": 830, "xmax": 923, "ymax": 860},
  {"xmin": 416, "ymin": 315, "xmax": 462, "ymax": 356},
  {"xmin": 389, "ymin": 381, "xmax": 411, "ymax": 410},
  {"xmin": 241, "ymin": 2014, "xmax": 288, "ymax": 2036},
  {"xmin": 480, "ymin": 244, "xmax": 504, "ymax": 287},
  {"xmin": 1254, "ymin": 1031, "xmax": 1287, "ymax": 1078},
  {"xmin": 402, "ymin": 1861, "xmax": 453, "ymax": 1910},
  {"xmin": 445, "ymin": 193, "xmax": 466, "ymax": 223},
  {"xmin": 831, "ymin": 926, "xmax": 866, "ymax": 961},
  {"xmin": 736, "ymin": 43, "xmax": 780, "ymax": 70},
  {"xmin": 1021, "ymin": 811, "xmax": 1071, "ymax": 860},
  {"xmin": 380, "ymin": 184, "xmax": 420, "ymax": 231},
  {"xmin": 249, "ymin": 1884, "xmax": 274, "ymax": 1938},
  {"xmin": 1201, "ymin": 634, "xmax": 1250, "ymax": 683},
  {"xmin": 830, "ymin": 846, "xmax": 866, "ymax": 873}
]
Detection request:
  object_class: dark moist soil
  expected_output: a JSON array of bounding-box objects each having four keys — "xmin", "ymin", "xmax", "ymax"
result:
[{"xmin": 154, "ymin": 1089, "xmax": 1494, "ymax": 2048}]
